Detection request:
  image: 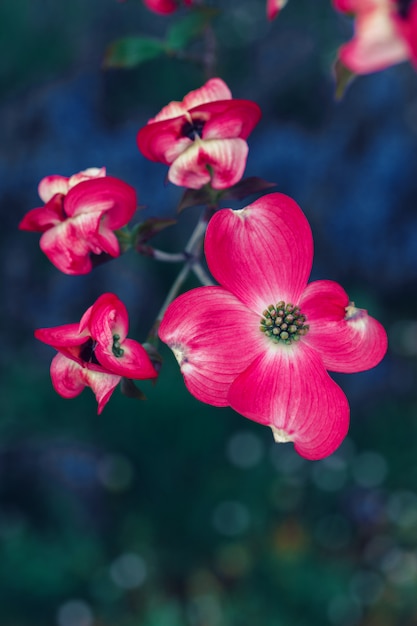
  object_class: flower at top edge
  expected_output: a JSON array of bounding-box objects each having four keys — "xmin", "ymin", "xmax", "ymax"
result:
[
  {"xmin": 136, "ymin": 77, "xmax": 261, "ymax": 190},
  {"xmin": 267, "ymin": 0, "xmax": 288, "ymax": 20},
  {"xmin": 35, "ymin": 293, "xmax": 158, "ymax": 414},
  {"xmin": 158, "ymin": 192, "xmax": 388, "ymax": 460},
  {"xmin": 19, "ymin": 167, "xmax": 137, "ymax": 275},
  {"xmin": 142, "ymin": 0, "xmax": 192, "ymax": 14},
  {"xmin": 334, "ymin": 0, "xmax": 417, "ymax": 73}
]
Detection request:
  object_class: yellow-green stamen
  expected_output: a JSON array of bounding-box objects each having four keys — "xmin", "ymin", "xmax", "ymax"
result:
[{"xmin": 259, "ymin": 301, "xmax": 309, "ymax": 345}]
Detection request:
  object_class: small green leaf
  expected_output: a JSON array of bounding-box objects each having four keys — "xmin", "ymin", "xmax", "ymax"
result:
[
  {"xmin": 103, "ymin": 36, "xmax": 166, "ymax": 69},
  {"xmin": 177, "ymin": 187, "xmax": 214, "ymax": 213},
  {"xmin": 334, "ymin": 59, "xmax": 356, "ymax": 100},
  {"xmin": 133, "ymin": 218, "xmax": 177, "ymax": 248},
  {"xmin": 166, "ymin": 8, "xmax": 219, "ymax": 52}
]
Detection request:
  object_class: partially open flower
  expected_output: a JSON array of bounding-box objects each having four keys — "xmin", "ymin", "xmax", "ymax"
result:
[
  {"xmin": 159, "ymin": 193, "xmax": 388, "ymax": 460},
  {"xmin": 19, "ymin": 168, "xmax": 137, "ymax": 275},
  {"xmin": 142, "ymin": 0, "xmax": 192, "ymax": 14},
  {"xmin": 137, "ymin": 78, "xmax": 261, "ymax": 190},
  {"xmin": 36, "ymin": 293, "xmax": 158, "ymax": 413},
  {"xmin": 334, "ymin": 0, "xmax": 417, "ymax": 73}
]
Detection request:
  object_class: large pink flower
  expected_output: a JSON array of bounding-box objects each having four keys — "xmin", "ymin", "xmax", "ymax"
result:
[
  {"xmin": 137, "ymin": 78, "xmax": 261, "ymax": 190},
  {"xmin": 267, "ymin": 0, "xmax": 288, "ymax": 20},
  {"xmin": 159, "ymin": 193, "xmax": 387, "ymax": 460},
  {"xmin": 19, "ymin": 168, "xmax": 137, "ymax": 275},
  {"xmin": 36, "ymin": 293, "xmax": 158, "ymax": 414},
  {"xmin": 334, "ymin": 0, "xmax": 417, "ymax": 73},
  {"xmin": 142, "ymin": 0, "xmax": 192, "ymax": 14}
]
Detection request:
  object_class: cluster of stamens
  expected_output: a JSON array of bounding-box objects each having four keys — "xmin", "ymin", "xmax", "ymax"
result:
[
  {"xmin": 259, "ymin": 302, "xmax": 309, "ymax": 345},
  {"xmin": 112, "ymin": 334, "xmax": 124, "ymax": 358},
  {"xmin": 181, "ymin": 118, "xmax": 205, "ymax": 140}
]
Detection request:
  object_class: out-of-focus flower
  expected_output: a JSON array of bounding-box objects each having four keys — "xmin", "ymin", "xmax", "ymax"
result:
[
  {"xmin": 19, "ymin": 168, "xmax": 137, "ymax": 275},
  {"xmin": 159, "ymin": 193, "xmax": 387, "ymax": 460},
  {"xmin": 137, "ymin": 78, "xmax": 261, "ymax": 190},
  {"xmin": 143, "ymin": 0, "xmax": 192, "ymax": 14},
  {"xmin": 267, "ymin": 0, "xmax": 288, "ymax": 20},
  {"xmin": 36, "ymin": 293, "xmax": 158, "ymax": 413},
  {"xmin": 334, "ymin": 0, "xmax": 417, "ymax": 73}
]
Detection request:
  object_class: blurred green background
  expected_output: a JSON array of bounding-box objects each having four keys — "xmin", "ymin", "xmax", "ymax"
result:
[{"xmin": 1, "ymin": 1, "xmax": 417, "ymax": 625}]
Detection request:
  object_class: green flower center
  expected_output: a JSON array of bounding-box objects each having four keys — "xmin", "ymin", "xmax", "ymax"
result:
[
  {"xmin": 112, "ymin": 334, "xmax": 124, "ymax": 358},
  {"xmin": 259, "ymin": 301, "xmax": 309, "ymax": 345}
]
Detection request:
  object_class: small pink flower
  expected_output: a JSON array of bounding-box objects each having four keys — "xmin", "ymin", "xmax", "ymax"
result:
[
  {"xmin": 267, "ymin": 0, "xmax": 288, "ymax": 20},
  {"xmin": 19, "ymin": 168, "xmax": 137, "ymax": 275},
  {"xmin": 142, "ymin": 0, "xmax": 192, "ymax": 14},
  {"xmin": 35, "ymin": 293, "xmax": 158, "ymax": 414},
  {"xmin": 334, "ymin": 0, "xmax": 417, "ymax": 73},
  {"xmin": 159, "ymin": 193, "xmax": 387, "ymax": 460},
  {"xmin": 137, "ymin": 78, "xmax": 261, "ymax": 190}
]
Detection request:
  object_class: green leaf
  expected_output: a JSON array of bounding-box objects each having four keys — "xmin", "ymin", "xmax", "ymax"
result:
[
  {"xmin": 120, "ymin": 378, "xmax": 147, "ymax": 400},
  {"xmin": 133, "ymin": 218, "xmax": 177, "ymax": 248},
  {"xmin": 166, "ymin": 8, "xmax": 219, "ymax": 52},
  {"xmin": 103, "ymin": 36, "xmax": 166, "ymax": 69},
  {"xmin": 177, "ymin": 187, "xmax": 214, "ymax": 213},
  {"xmin": 333, "ymin": 59, "xmax": 356, "ymax": 100}
]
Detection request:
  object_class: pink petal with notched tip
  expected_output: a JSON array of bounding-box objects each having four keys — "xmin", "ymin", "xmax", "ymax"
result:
[
  {"xmin": 159, "ymin": 286, "xmax": 265, "ymax": 406},
  {"xmin": 205, "ymin": 193, "xmax": 313, "ymax": 314},
  {"xmin": 228, "ymin": 342, "xmax": 350, "ymax": 460},
  {"xmin": 19, "ymin": 194, "xmax": 66, "ymax": 232},
  {"xmin": 89, "ymin": 293, "xmax": 129, "ymax": 346},
  {"xmin": 50, "ymin": 353, "xmax": 121, "ymax": 414},
  {"xmin": 168, "ymin": 138, "xmax": 248, "ymax": 189},
  {"xmin": 182, "ymin": 78, "xmax": 232, "ymax": 110},
  {"xmin": 137, "ymin": 116, "xmax": 192, "ymax": 164},
  {"xmin": 300, "ymin": 280, "xmax": 388, "ymax": 373}
]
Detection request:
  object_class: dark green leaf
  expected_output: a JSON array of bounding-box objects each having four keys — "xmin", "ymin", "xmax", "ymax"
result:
[
  {"xmin": 103, "ymin": 36, "xmax": 165, "ymax": 69},
  {"xmin": 120, "ymin": 378, "xmax": 147, "ymax": 400},
  {"xmin": 222, "ymin": 177, "xmax": 277, "ymax": 201},
  {"xmin": 133, "ymin": 218, "xmax": 177, "ymax": 248},
  {"xmin": 333, "ymin": 59, "xmax": 356, "ymax": 100}
]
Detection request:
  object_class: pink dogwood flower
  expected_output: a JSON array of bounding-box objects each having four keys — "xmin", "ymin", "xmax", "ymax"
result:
[
  {"xmin": 137, "ymin": 78, "xmax": 261, "ymax": 190},
  {"xmin": 142, "ymin": 0, "xmax": 192, "ymax": 14},
  {"xmin": 267, "ymin": 0, "xmax": 288, "ymax": 20},
  {"xmin": 19, "ymin": 168, "xmax": 137, "ymax": 275},
  {"xmin": 159, "ymin": 193, "xmax": 387, "ymax": 460},
  {"xmin": 35, "ymin": 293, "xmax": 158, "ymax": 414},
  {"xmin": 334, "ymin": 0, "xmax": 417, "ymax": 73}
]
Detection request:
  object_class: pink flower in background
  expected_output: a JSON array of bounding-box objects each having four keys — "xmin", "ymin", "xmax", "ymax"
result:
[
  {"xmin": 159, "ymin": 193, "xmax": 387, "ymax": 460},
  {"xmin": 19, "ymin": 168, "xmax": 137, "ymax": 275},
  {"xmin": 267, "ymin": 0, "xmax": 288, "ymax": 20},
  {"xmin": 137, "ymin": 78, "xmax": 261, "ymax": 190},
  {"xmin": 334, "ymin": 0, "xmax": 417, "ymax": 73},
  {"xmin": 35, "ymin": 293, "xmax": 158, "ymax": 414},
  {"xmin": 143, "ymin": 0, "xmax": 192, "ymax": 14}
]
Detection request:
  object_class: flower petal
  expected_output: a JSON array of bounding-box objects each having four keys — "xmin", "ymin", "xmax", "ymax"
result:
[
  {"xmin": 137, "ymin": 116, "xmax": 192, "ymax": 164},
  {"xmin": 159, "ymin": 286, "xmax": 264, "ymax": 406},
  {"xmin": 168, "ymin": 138, "xmax": 249, "ymax": 189},
  {"xmin": 38, "ymin": 175, "xmax": 70, "ymax": 203},
  {"xmin": 266, "ymin": 0, "xmax": 287, "ymax": 20},
  {"xmin": 39, "ymin": 216, "xmax": 103, "ymax": 275},
  {"xmin": 94, "ymin": 338, "xmax": 158, "ymax": 379},
  {"xmin": 228, "ymin": 343, "xmax": 350, "ymax": 460},
  {"xmin": 193, "ymin": 99, "xmax": 261, "ymax": 141},
  {"xmin": 35, "ymin": 323, "xmax": 87, "ymax": 348},
  {"xmin": 50, "ymin": 353, "xmax": 121, "ymax": 414},
  {"xmin": 19, "ymin": 195, "xmax": 65, "ymax": 232},
  {"xmin": 64, "ymin": 177, "xmax": 137, "ymax": 227},
  {"xmin": 338, "ymin": 1, "xmax": 408, "ymax": 73},
  {"xmin": 182, "ymin": 78, "xmax": 232, "ymax": 110},
  {"xmin": 143, "ymin": 0, "xmax": 178, "ymax": 14},
  {"xmin": 300, "ymin": 280, "xmax": 388, "ymax": 373},
  {"xmin": 89, "ymin": 293, "xmax": 130, "ymax": 345},
  {"xmin": 205, "ymin": 193, "xmax": 313, "ymax": 313}
]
